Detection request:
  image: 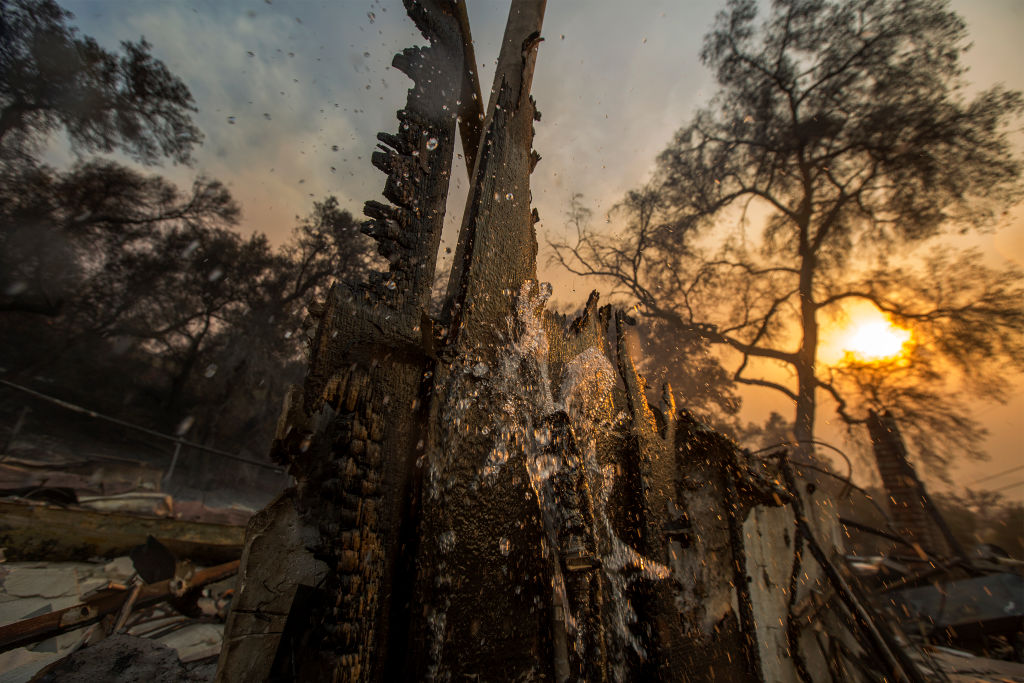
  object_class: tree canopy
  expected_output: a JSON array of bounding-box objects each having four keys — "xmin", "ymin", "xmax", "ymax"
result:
[
  {"xmin": 0, "ymin": 0, "xmax": 202, "ymax": 164},
  {"xmin": 0, "ymin": 0, "xmax": 378, "ymax": 455},
  {"xmin": 551, "ymin": 0, "xmax": 1024, "ymax": 474},
  {"xmin": 0, "ymin": 159, "xmax": 373, "ymax": 451}
]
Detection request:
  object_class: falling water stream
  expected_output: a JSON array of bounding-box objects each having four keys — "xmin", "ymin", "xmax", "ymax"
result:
[{"xmin": 429, "ymin": 282, "xmax": 670, "ymax": 680}]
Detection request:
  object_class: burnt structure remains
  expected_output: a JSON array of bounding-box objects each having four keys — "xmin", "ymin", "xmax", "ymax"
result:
[
  {"xmin": 215, "ymin": 2, "xmax": 922, "ymax": 680},
  {"xmin": 867, "ymin": 410, "xmax": 964, "ymax": 559}
]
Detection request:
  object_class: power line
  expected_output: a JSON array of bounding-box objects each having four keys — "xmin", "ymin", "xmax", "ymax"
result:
[
  {"xmin": 966, "ymin": 464, "xmax": 1024, "ymax": 486},
  {"xmin": 992, "ymin": 479, "xmax": 1024, "ymax": 494},
  {"xmin": 0, "ymin": 379, "xmax": 284, "ymax": 473}
]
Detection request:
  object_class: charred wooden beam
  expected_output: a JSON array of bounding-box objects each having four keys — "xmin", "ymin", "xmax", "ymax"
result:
[
  {"xmin": 219, "ymin": 1, "xmax": 900, "ymax": 680},
  {"xmin": 441, "ymin": 0, "xmax": 547, "ymax": 349},
  {"xmin": 0, "ymin": 560, "xmax": 239, "ymax": 654},
  {"xmin": 452, "ymin": 0, "xmax": 485, "ymax": 178}
]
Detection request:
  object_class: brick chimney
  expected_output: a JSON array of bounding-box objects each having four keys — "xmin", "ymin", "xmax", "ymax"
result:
[{"xmin": 866, "ymin": 411, "xmax": 960, "ymax": 558}]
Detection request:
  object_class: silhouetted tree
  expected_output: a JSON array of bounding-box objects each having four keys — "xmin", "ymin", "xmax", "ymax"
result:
[
  {"xmin": 0, "ymin": 1, "xmax": 379, "ymax": 459},
  {"xmin": 551, "ymin": 0, "xmax": 1024, "ymax": 474},
  {"xmin": 0, "ymin": 0, "xmax": 216, "ymax": 319},
  {"xmin": 0, "ymin": 0, "xmax": 201, "ymax": 163}
]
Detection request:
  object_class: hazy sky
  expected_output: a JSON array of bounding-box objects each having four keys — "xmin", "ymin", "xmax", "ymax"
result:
[{"xmin": 55, "ymin": 0, "xmax": 1024, "ymax": 497}]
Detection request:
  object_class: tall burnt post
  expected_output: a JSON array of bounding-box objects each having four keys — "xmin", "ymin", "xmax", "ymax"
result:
[{"xmin": 217, "ymin": 0, "xmax": 473, "ymax": 679}]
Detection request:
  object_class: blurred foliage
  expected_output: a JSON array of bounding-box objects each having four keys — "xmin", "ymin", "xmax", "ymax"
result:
[
  {"xmin": 0, "ymin": 0, "xmax": 202, "ymax": 164},
  {"xmin": 0, "ymin": 0, "xmax": 376, "ymax": 458}
]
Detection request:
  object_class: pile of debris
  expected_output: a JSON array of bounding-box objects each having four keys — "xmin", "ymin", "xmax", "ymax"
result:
[
  {"xmin": 810, "ymin": 413, "xmax": 1024, "ymax": 671},
  {"xmin": 0, "ymin": 417, "xmax": 256, "ymax": 680},
  {"xmin": 0, "ymin": 537, "xmax": 237, "ymax": 682},
  {"xmin": 0, "ymin": 422, "xmax": 254, "ymax": 565}
]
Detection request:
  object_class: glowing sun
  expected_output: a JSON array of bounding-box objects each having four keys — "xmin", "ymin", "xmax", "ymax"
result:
[{"xmin": 843, "ymin": 320, "xmax": 911, "ymax": 362}]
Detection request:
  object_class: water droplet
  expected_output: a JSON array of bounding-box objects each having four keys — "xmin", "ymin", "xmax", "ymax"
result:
[
  {"xmin": 425, "ymin": 137, "xmax": 438, "ymax": 151},
  {"xmin": 204, "ymin": 364, "xmax": 218, "ymax": 378},
  {"xmin": 440, "ymin": 530, "xmax": 456, "ymax": 553},
  {"xmin": 181, "ymin": 240, "xmax": 200, "ymax": 258},
  {"xmin": 4, "ymin": 281, "xmax": 27, "ymax": 296},
  {"xmin": 175, "ymin": 416, "xmax": 194, "ymax": 435},
  {"xmin": 208, "ymin": 267, "xmax": 224, "ymax": 281}
]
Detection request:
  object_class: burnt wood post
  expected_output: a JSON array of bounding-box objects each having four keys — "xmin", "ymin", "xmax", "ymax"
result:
[{"xmin": 217, "ymin": 2, "xmax": 910, "ymax": 681}]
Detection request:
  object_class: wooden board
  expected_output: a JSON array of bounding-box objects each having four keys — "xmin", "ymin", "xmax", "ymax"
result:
[{"xmin": 0, "ymin": 499, "xmax": 244, "ymax": 563}]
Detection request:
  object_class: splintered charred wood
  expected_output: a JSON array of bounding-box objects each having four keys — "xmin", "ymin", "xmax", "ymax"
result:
[
  {"xmin": 671, "ymin": 415, "xmax": 767, "ymax": 680},
  {"xmin": 613, "ymin": 310, "xmax": 661, "ymax": 443},
  {"xmin": 215, "ymin": 492, "xmax": 327, "ymax": 682},
  {"xmin": 0, "ymin": 560, "xmax": 239, "ymax": 654},
  {"xmin": 612, "ymin": 311, "xmax": 703, "ymax": 678},
  {"xmin": 222, "ymin": 0, "xmax": 887, "ymax": 680},
  {"xmin": 358, "ymin": 0, "xmax": 466, "ymax": 317},
  {"xmin": 375, "ymin": 131, "xmax": 408, "ymax": 155},
  {"xmin": 362, "ymin": 200, "xmax": 397, "ymax": 224},
  {"xmin": 255, "ymin": 207, "xmax": 441, "ymax": 683},
  {"xmin": 370, "ymin": 149, "xmax": 395, "ymax": 175},
  {"xmin": 362, "ymin": 211, "xmax": 415, "ymax": 248},
  {"xmin": 390, "ymin": 46, "xmax": 426, "ymax": 78},
  {"xmin": 722, "ymin": 458, "xmax": 766, "ymax": 681}
]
